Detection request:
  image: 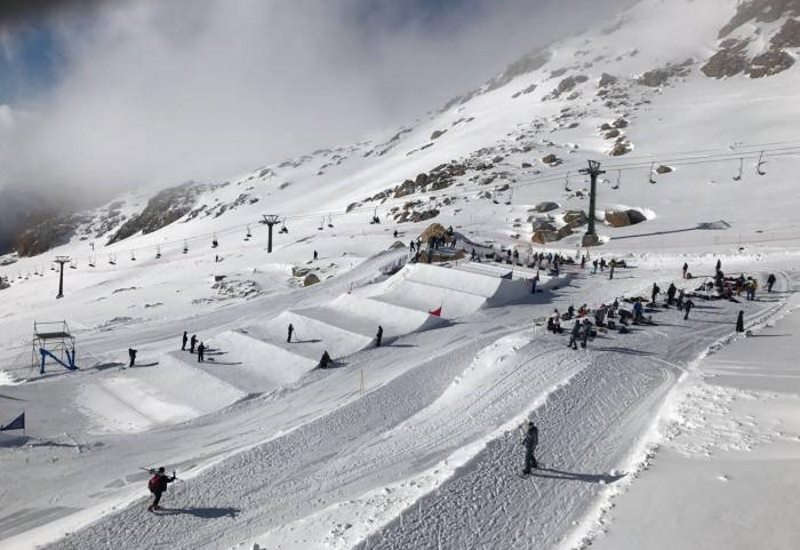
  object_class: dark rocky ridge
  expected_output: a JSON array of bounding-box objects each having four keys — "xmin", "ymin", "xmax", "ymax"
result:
[{"xmin": 107, "ymin": 183, "xmax": 202, "ymax": 245}]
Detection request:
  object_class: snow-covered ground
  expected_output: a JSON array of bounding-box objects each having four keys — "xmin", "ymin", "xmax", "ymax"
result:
[{"xmin": 1, "ymin": 0, "xmax": 800, "ymax": 548}]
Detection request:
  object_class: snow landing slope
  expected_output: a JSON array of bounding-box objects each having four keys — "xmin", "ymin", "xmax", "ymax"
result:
[{"xmin": 1, "ymin": 0, "xmax": 800, "ymax": 548}]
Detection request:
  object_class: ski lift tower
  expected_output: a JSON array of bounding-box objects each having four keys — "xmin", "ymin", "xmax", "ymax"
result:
[
  {"xmin": 54, "ymin": 255, "xmax": 71, "ymax": 299},
  {"xmin": 579, "ymin": 160, "xmax": 605, "ymax": 248},
  {"xmin": 32, "ymin": 321, "xmax": 77, "ymax": 375},
  {"xmin": 261, "ymin": 214, "xmax": 281, "ymax": 253}
]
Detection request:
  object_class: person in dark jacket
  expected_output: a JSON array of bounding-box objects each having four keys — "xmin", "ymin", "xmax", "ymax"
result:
[
  {"xmin": 716, "ymin": 258, "xmax": 722, "ymax": 273},
  {"xmin": 683, "ymin": 299, "xmax": 694, "ymax": 320},
  {"xmin": 197, "ymin": 342, "xmax": 205, "ymax": 362},
  {"xmin": 736, "ymin": 310, "xmax": 745, "ymax": 333},
  {"xmin": 651, "ymin": 283, "xmax": 661, "ymax": 304},
  {"xmin": 567, "ymin": 320, "xmax": 581, "ymax": 350},
  {"xmin": 181, "ymin": 331, "xmax": 188, "ymax": 351},
  {"xmin": 147, "ymin": 467, "xmax": 177, "ymax": 512},
  {"xmin": 319, "ymin": 350, "xmax": 332, "ymax": 369},
  {"xmin": 287, "ymin": 323, "xmax": 294, "ymax": 343},
  {"xmin": 666, "ymin": 283, "xmax": 677, "ymax": 306},
  {"xmin": 376, "ymin": 325, "xmax": 383, "ymax": 347},
  {"xmin": 128, "ymin": 348, "xmax": 137, "ymax": 368},
  {"xmin": 682, "ymin": 262, "xmax": 689, "ymax": 279},
  {"xmin": 522, "ymin": 421, "xmax": 539, "ymax": 474},
  {"xmin": 767, "ymin": 273, "xmax": 776, "ymax": 293},
  {"xmin": 581, "ymin": 318, "xmax": 593, "ymax": 348},
  {"xmin": 190, "ymin": 334, "xmax": 197, "ymax": 353}
]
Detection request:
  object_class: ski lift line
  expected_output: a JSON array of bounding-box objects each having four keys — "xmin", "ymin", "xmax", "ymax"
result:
[{"xmin": 603, "ymin": 144, "xmax": 800, "ymax": 171}]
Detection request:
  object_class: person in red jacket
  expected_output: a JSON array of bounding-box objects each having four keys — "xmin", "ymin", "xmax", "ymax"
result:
[{"xmin": 147, "ymin": 467, "xmax": 177, "ymax": 512}]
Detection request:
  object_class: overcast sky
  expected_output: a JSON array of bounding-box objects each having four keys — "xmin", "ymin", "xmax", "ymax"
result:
[{"xmin": 0, "ymin": 0, "xmax": 629, "ymax": 204}]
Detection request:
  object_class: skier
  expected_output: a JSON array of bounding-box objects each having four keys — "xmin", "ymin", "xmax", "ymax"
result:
[
  {"xmin": 592, "ymin": 259, "xmax": 599, "ymax": 274},
  {"xmin": 522, "ymin": 421, "xmax": 539, "ymax": 475},
  {"xmin": 319, "ymin": 350, "xmax": 332, "ymax": 369},
  {"xmin": 683, "ymin": 299, "xmax": 694, "ymax": 320},
  {"xmin": 181, "ymin": 331, "xmax": 188, "ymax": 351},
  {"xmin": 651, "ymin": 283, "xmax": 661, "ymax": 305},
  {"xmin": 287, "ymin": 323, "xmax": 294, "ymax": 343},
  {"xmin": 128, "ymin": 348, "xmax": 137, "ymax": 368},
  {"xmin": 190, "ymin": 334, "xmax": 197, "ymax": 353},
  {"xmin": 197, "ymin": 342, "xmax": 205, "ymax": 362},
  {"xmin": 568, "ymin": 320, "xmax": 582, "ymax": 350},
  {"xmin": 609, "ymin": 262, "xmax": 615, "ymax": 280},
  {"xmin": 633, "ymin": 299, "xmax": 644, "ymax": 324},
  {"xmin": 682, "ymin": 262, "xmax": 689, "ymax": 279},
  {"xmin": 531, "ymin": 272, "xmax": 539, "ymax": 294},
  {"xmin": 147, "ymin": 467, "xmax": 177, "ymax": 512},
  {"xmin": 767, "ymin": 273, "xmax": 776, "ymax": 293},
  {"xmin": 313, "ymin": 250, "xmax": 318, "ymax": 261},
  {"xmin": 676, "ymin": 288, "xmax": 685, "ymax": 310},
  {"xmin": 599, "ymin": 258, "xmax": 607, "ymax": 272},
  {"xmin": 376, "ymin": 325, "xmax": 383, "ymax": 347},
  {"xmin": 736, "ymin": 310, "xmax": 745, "ymax": 333},
  {"xmin": 410, "ymin": 240, "xmax": 416, "ymax": 253}
]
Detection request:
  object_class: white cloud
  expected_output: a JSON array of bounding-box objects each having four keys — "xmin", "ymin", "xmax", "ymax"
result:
[{"xmin": 0, "ymin": 0, "xmax": 629, "ymax": 202}]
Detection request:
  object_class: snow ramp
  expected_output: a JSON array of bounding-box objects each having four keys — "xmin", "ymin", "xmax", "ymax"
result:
[{"xmin": 373, "ymin": 263, "xmax": 534, "ymax": 318}]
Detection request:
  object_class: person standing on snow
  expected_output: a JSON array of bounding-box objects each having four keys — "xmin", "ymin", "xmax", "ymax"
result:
[
  {"xmin": 287, "ymin": 323, "xmax": 294, "ymax": 343},
  {"xmin": 609, "ymin": 262, "xmax": 615, "ymax": 280},
  {"xmin": 666, "ymin": 283, "xmax": 677, "ymax": 306},
  {"xmin": 147, "ymin": 467, "xmax": 177, "ymax": 512},
  {"xmin": 581, "ymin": 318, "xmax": 592, "ymax": 348},
  {"xmin": 651, "ymin": 283, "xmax": 661, "ymax": 305},
  {"xmin": 568, "ymin": 320, "xmax": 582, "ymax": 350},
  {"xmin": 376, "ymin": 325, "xmax": 383, "ymax": 347},
  {"xmin": 683, "ymin": 298, "xmax": 694, "ymax": 320},
  {"xmin": 128, "ymin": 348, "xmax": 137, "ymax": 368},
  {"xmin": 522, "ymin": 421, "xmax": 539, "ymax": 474},
  {"xmin": 767, "ymin": 273, "xmax": 776, "ymax": 293},
  {"xmin": 182, "ymin": 331, "xmax": 188, "ymax": 351},
  {"xmin": 736, "ymin": 310, "xmax": 745, "ymax": 333},
  {"xmin": 682, "ymin": 262, "xmax": 689, "ymax": 279},
  {"xmin": 190, "ymin": 334, "xmax": 197, "ymax": 353},
  {"xmin": 715, "ymin": 258, "xmax": 722, "ymax": 274},
  {"xmin": 531, "ymin": 272, "xmax": 539, "ymax": 294},
  {"xmin": 676, "ymin": 289, "xmax": 685, "ymax": 310},
  {"xmin": 592, "ymin": 259, "xmax": 599, "ymax": 274},
  {"xmin": 197, "ymin": 342, "xmax": 206, "ymax": 362}
]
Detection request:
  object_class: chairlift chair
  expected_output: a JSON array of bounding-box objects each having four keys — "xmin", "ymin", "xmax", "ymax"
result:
[
  {"xmin": 155, "ymin": 246, "xmax": 162, "ymax": 259},
  {"xmin": 183, "ymin": 240, "xmax": 189, "ymax": 254},
  {"xmin": 648, "ymin": 162, "xmax": 656, "ymax": 184},
  {"xmin": 212, "ymin": 234, "xmax": 219, "ymax": 248},
  {"xmin": 327, "ymin": 214, "xmax": 334, "ymax": 228},
  {"xmin": 245, "ymin": 225, "xmax": 252, "ymax": 241},
  {"xmin": 564, "ymin": 171, "xmax": 573, "ymax": 192},
  {"xmin": 611, "ymin": 170, "xmax": 621, "ymax": 190},
  {"xmin": 756, "ymin": 151, "xmax": 767, "ymax": 176},
  {"xmin": 109, "ymin": 253, "xmax": 117, "ymax": 265},
  {"xmin": 130, "ymin": 250, "xmax": 136, "ymax": 261},
  {"xmin": 318, "ymin": 217, "xmax": 324, "ymax": 231},
  {"xmin": 733, "ymin": 158, "xmax": 743, "ymax": 181}
]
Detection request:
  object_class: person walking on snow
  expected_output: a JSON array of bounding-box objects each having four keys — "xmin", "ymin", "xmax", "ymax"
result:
[
  {"xmin": 666, "ymin": 283, "xmax": 677, "ymax": 306},
  {"xmin": 522, "ymin": 421, "xmax": 539, "ymax": 474},
  {"xmin": 376, "ymin": 325, "xmax": 383, "ymax": 347},
  {"xmin": 581, "ymin": 318, "xmax": 592, "ymax": 348},
  {"xmin": 287, "ymin": 323, "xmax": 294, "ymax": 343},
  {"xmin": 609, "ymin": 262, "xmax": 615, "ymax": 280},
  {"xmin": 683, "ymin": 299, "xmax": 694, "ymax": 320},
  {"xmin": 197, "ymin": 342, "xmax": 205, "ymax": 362},
  {"xmin": 736, "ymin": 310, "xmax": 745, "ymax": 333},
  {"xmin": 181, "ymin": 331, "xmax": 188, "ymax": 351},
  {"xmin": 651, "ymin": 283, "xmax": 661, "ymax": 305},
  {"xmin": 147, "ymin": 467, "xmax": 177, "ymax": 512},
  {"xmin": 592, "ymin": 259, "xmax": 599, "ymax": 274},
  {"xmin": 767, "ymin": 273, "xmax": 776, "ymax": 293},
  {"xmin": 128, "ymin": 348, "xmax": 137, "ymax": 368},
  {"xmin": 190, "ymin": 334, "xmax": 197, "ymax": 353},
  {"xmin": 531, "ymin": 272, "xmax": 539, "ymax": 294}
]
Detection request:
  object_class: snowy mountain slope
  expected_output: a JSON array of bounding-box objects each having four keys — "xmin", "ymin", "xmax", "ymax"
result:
[{"xmin": 1, "ymin": 0, "xmax": 800, "ymax": 548}]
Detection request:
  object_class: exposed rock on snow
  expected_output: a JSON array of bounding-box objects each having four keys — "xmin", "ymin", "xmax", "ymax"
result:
[
  {"xmin": 303, "ymin": 273, "xmax": 320, "ymax": 287},
  {"xmin": 535, "ymin": 201, "xmax": 560, "ymax": 213},
  {"xmin": 563, "ymin": 210, "xmax": 589, "ymax": 228},
  {"xmin": 108, "ymin": 183, "xmax": 202, "ymax": 244}
]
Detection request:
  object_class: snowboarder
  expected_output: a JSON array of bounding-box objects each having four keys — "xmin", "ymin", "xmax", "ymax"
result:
[
  {"xmin": 319, "ymin": 350, "xmax": 332, "ymax": 369},
  {"xmin": 683, "ymin": 299, "xmax": 694, "ymax": 320},
  {"xmin": 736, "ymin": 310, "xmax": 745, "ymax": 333},
  {"xmin": 651, "ymin": 283, "xmax": 660, "ymax": 305},
  {"xmin": 522, "ymin": 421, "xmax": 539, "ymax": 474},
  {"xmin": 147, "ymin": 467, "xmax": 177, "ymax": 512},
  {"xmin": 313, "ymin": 250, "xmax": 318, "ymax": 261},
  {"xmin": 197, "ymin": 342, "xmax": 205, "ymax": 362},
  {"xmin": 128, "ymin": 348, "xmax": 137, "ymax": 368},
  {"xmin": 376, "ymin": 325, "xmax": 383, "ymax": 347},
  {"xmin": 287, "ymin": 323, "xmax": 294, "ymax": 343},
  {"xmin": 190, "ymin": 334, "xmax": 197, "ymax": 353},
  {"xmin": 181, "ymin": 331, "xmax": 188, "ymax": 351},
  {"xmin": 682, "ymin": 262, "xmax": 689, "ymax": 279},
  {"xmin": 767, "ymin": 273, "xmax": 776, "ymax": 293},
  {"xmin": 568, "ymin": 320, "xmax": 582, "ymax": 350}
]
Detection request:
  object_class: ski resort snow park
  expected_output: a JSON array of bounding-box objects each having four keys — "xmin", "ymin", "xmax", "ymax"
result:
[{"xmin": 1, "ymin": 0, "xmax": 799, "ymax": 548}]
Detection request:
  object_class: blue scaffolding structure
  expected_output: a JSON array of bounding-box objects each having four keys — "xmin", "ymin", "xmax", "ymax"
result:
[{"xmin": 32, "ymin": 321, "xmax": 77, "ymax": 375}]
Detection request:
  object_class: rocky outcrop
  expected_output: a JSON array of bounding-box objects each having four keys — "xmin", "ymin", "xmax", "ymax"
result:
[
  {"xmin": 605, "ymin": 210, "xmax": 632, "ymax": 227},
  {"xmin": 303, "ymin": 273, "xmax": 320, "ymax": 287},
  {"xmin": 638, "ymin": 59, "xmax": 693, "ymax": 87},
  {"xmin": 534, "ymin": 201, "xmax": 559, "ymax": 213},
  {"xmin": 563, "ymin": 210, "xmax": 588, "ymax": 228},
  {"xmin": 626, "ymin": 209, "xmax": 648, "ymax": 225},
  {"xmin": 541, "ymin": 154, "xmax": 563, "ymax": 166},
  {"xmin": 12, "ymin": 212, "xmax": 89, "ymax": 257},
  {"xmin": 108, "ymin": 183, "xmax": 201, "ymax": 244},
  {"xmin": 718, "ymin": 1, "xmax": 800, "ymax": 38},
  {"xmin": 598, "ymin": 73, "xmax": 619, "ymax": 87}
]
